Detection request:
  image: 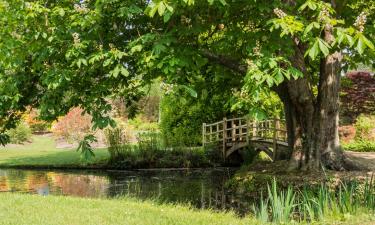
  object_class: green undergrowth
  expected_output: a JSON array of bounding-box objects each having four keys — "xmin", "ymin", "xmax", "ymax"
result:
[
  {"xmin": 343, "ymin": 140, "xmax": 375, "ymax": 152},
  {"xmin": 105, "ymin": 129, "xmax": 223, "ymax": 169}
]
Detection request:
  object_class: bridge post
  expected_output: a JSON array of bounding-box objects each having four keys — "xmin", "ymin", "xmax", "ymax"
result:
[
  {"xmin": 202, "ymin": 123, "xmax": 206, "ymax": 147},
  {"xmin": 222, "ymin": 118, "xmax": 227, "ymax": 161},
  {"xmin": 246, "ymin": 120, "xmax": 250, "ymax": 144},
  {"xmin": 272, "ymin": 118, "xmax": 279, "ymax": 160},
  {"xmin": 252, "ymin": 121, "xmax": 257, "ymax": 137},
  {"xmin": 232, "ymin": 121, "xmax": 236, "ymax": 142}
]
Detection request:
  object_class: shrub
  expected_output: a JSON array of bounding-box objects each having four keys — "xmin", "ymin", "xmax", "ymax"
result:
[
  {"xmin": 24, "ymin": 109, "xmax": 51, "ymax": 133},
  {"xmin": 104, "ymin": 127, "xmax": 217, "ymax": 168},
  {"xmin": 128, "ymin": 115, "xmax": 159, "ymax": 132},
  {"xmin": 52, "ymin": 108, "xmax": 92, "ymax": 143},
  {"xmin": 354, "ymin": 114, "xmax": 375, "ymax": 142},
  {"xmin": 159, "ymin": 94, "xmax": 229, "ymax": 147},
  {"xmin": 340, "ymin": 72, "xmax": 375, "ymax": 124},
  {"xmin": 105, "ymin": 128, "xmax": 132, "ymax": 163},
  {"xmin": 6, "ymin": 122, "xmax": 32, "ymax": 144},
  {"xmin": 343, "ymin": 140, "xmax": 375, "ymax": 152}
]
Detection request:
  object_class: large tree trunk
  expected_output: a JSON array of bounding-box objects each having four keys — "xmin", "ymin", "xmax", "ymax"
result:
[
  {"xmin": 275, "ymin": 73, "xmax": 346, "ymax": 171},
  {"xmin": 273, "ymin": 24, "xmax": 355, "ymax": 171},
  {"xmin": 271, "ymin": 20, "xmax": 350, "ymax": 171}
]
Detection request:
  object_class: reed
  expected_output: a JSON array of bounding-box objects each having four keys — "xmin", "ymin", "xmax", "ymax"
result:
[{"xmin": 252, "ymin": 177, "xmax": 375, "ymax": 224}]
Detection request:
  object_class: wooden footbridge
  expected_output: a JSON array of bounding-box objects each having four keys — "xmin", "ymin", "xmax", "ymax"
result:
[{"xmin": 202, "ymin": 117, "xmax": 289, "ymax": 161}]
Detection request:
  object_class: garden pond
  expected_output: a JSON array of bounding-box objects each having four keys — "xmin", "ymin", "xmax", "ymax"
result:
[{"xmin": 0, "ymin": 168, "xmax": 254, "ymax": 215}]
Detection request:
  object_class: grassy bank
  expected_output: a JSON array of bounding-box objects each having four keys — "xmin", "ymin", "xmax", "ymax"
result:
[
  {"xmin": 0, "ymin": 193, "xmax": 254, "ymax": 225},
  {"xmin": 0, "ymin": 134, "xmax": 219, "ymax": 169},
  {"xmin": 0, "ymin": 193, "xmax": 373, "ymax": 225},
  {"xmin": 0, "ymin": 135, "xmax": 109, "ymax": 169}
]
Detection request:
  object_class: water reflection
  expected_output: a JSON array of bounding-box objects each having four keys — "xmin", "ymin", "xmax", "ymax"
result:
[{"xmin": 0, "ymin": 168, "xmax": 250, "ymax": 214}]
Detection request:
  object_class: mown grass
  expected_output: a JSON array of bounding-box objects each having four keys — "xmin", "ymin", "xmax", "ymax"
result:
[
  {"xmin": 0, "ymin": 193, "xmax": 373, "ymax": 225},
  {"xmin": 0, "ymin": 135, "xmax": 109, "ymax": 168},
  {"xmin": 0, "ymin": 193, "xmax": 256, "ymax": 225}
]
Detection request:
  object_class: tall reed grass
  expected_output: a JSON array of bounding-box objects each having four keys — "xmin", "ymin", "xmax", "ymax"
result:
[{"xmin": 252, "ymin": 177, "xmax": 375, "ymax": 224}]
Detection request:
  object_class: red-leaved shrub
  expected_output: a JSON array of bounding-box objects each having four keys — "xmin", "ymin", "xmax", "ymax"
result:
[
  {"xmin": 52, "ymin": 108, "xmax": 92, "ymax": 143},
  {"xmin": 340, "ymin": 71, "xmax": 375, "ymax": 124}
]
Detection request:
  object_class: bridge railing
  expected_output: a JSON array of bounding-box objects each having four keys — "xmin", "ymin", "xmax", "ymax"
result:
[{"xmin": 202, "ymin": 117, "xmax": 288, "ymax": 150}]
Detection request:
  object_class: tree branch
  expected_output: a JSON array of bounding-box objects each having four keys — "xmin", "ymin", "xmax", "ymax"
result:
[{"xmin": 200, "ymin": 50, "xmax": 247, "ymax": 75}]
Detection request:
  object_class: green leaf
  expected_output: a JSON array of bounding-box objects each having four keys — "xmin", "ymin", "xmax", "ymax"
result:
[
  {"xmin": 181, "ymin": 85, "xmax": 197, "ymax": 98},
  {"xmin": 121, "ymin": 66, "xmax": 129, "ymax": 77},
  {"xmin": 110, "ymin": 65, "xmax": 121, "ymax": 78},
  {"xmin": 163, "ymin": 11, "xmax": 172, "ymax": 23},
  {"xmin": 266, "ymin": 76, "xmax": 274, "ymax": 87},
  {"xmin": 356, "ymin": 34, "xmax": 366, "ymax": 55},
  {"xmin": 103, "ymin": 59, "xmax": 112, "ymax": 67},
  {"xmin": 299, "ymin": 0, "xmax": 317, "ymax": 11},
  {"xmin": 183, "ymin": 0, "xmax": 195, "ymax": 5},
  {"xmin": 147, "ymin": 4, "xmax": 159, "ymax": 17},
  {"xmin": 318, "ymin": 39, "xmax": 330, "ymax": 57},
  {"xmin": 58, "ymin": 8, "xmax": 65, "ymax": 17},
  {"xmin": 157, "ymin": 2, "xmax": 166, "ymax": 16},
  {"xmin": 268, "ymin": 60, "xmax": 277, "ymax": 68},
  {"xmin": 288, "ymin": 67, "xmax": 304, "ymax": 79},
  {"xmin": 273, "ymin": 68, "xmax": 284, "ymax": 85},
  {"xmin": 0, "ymin": 133, "xmax": 10, "ymax": 146},
  {"xmin": 304, "ymin": 22, "xmax": 319, "ymax": 36},
  {"xmin": 77, "ymin": 58, "xmax": 88, "ymax": 68},
  {"xmin": 219, "ymin": 0, "xmax": 227, "ymax": 6},
  {"xmin": 306, "ymin": 39, "xmax": 320, "ymax": 60},
  {"xmin": 77, "ymin": 135, "xmax": 96, "ymax": 161},
  {"xmin": 346, "ymin": 34, "xmax": 354, "ymax": 47},
  {"xmin": 361, "ymin": 34, "xmax": 374, "ymax": 50},
  {"xmin": 131, "ymin": 45, "xmax": 143, "ymax": 53},
  {"xmin": 309, "ymin": 1, "xmax": 318, "ymax": 10}
]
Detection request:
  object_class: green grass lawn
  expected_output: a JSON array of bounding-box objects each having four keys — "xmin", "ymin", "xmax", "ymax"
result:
[
  {"xmin": 0, "ymin": 193, "xmax": 255, "ymax": 225},
  {"xmin": 0, "ymin": 135, "xmax": 109, "ymax": 168},
  {"xmin": 0, "ymin": 193, "xmax": 373, "ymax": 225}
]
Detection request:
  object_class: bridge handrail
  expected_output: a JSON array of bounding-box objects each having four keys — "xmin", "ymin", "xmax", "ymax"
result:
[
  {"xmin": 203, "ymin": 117, "xmax": 288, "ymax": 160},
  {"xmin": 203, "ymin": 117, "xmax": 287, "ymax": 146}
]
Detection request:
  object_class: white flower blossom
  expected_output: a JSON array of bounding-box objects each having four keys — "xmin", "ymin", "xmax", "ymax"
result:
[
  {"xmin": 354, "ymin": 12, "xmax": 367, "ymax": 33},
  {"xmin": 160, "ymin": 82, "xmax": 175, "ymax": 95},
  {"xmin": 72, "ymin": 32, "xmax": 80, "ymax": 46},
  {"xmin": 319, "ymin": 7, "xmax": 330, "ymax": 22},
  {"xmin": 253, "ymin": 41, "xmax": 261, "ymax": 56},
  {"xmin": 273, "ymin": 8, "xmax": 287, "ymax": 18},
  {"xmin": 74, "ymin": 2, "xmax": 89, "ymax": 14}
]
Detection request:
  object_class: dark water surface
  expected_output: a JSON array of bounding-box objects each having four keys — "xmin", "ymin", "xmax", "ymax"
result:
[{"xmin": 0, "ymin": 168, "xmax": 252, "ymax": 214}]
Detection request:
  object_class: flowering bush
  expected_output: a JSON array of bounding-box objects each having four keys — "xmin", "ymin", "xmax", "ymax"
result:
[{"xmin": 52, "ymin": 108, "xmax": 92, "ymax": 143}]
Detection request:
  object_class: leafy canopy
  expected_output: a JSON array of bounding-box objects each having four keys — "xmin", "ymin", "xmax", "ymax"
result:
[{"xmin": 0, "ymin": 0, "xmax": 374, "ymax": 155}]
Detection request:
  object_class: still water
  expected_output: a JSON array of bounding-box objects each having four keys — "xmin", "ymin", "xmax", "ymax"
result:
[{"xmin": 0, "ymin": 168, "xmax": 252, "ymax": 214}]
